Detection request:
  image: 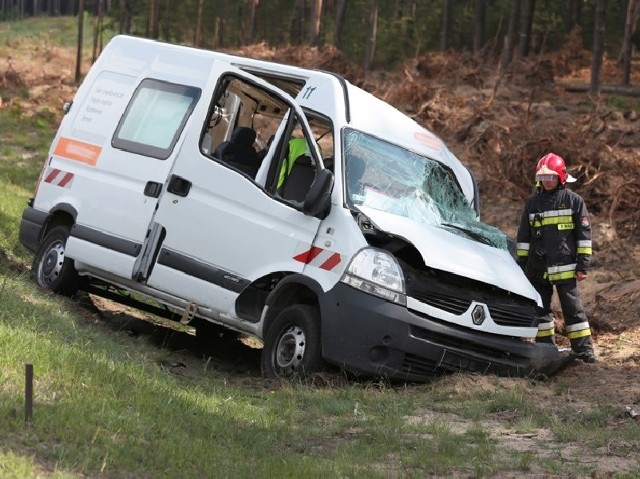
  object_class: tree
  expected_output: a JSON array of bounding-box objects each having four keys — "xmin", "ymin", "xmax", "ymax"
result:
[
  {"xmin": 364, "ymin": 0, "xmax": 378, "ymax": 72},
  {"xmin": 119, "ymin": 0, "xmax": 131, "ymax": 34},
  {"xmin": 619, "ymin": 0, "xmax": 639, "ymax": 85},
  {"xmin": 502, "ymin": 0, "xmax": 521, "ymax": 69},
  {"xmin": 519, "ymin": 0, "xmax": 536, "ymax": 58},
  {"xmin": 248, "ymin": 0, "xmax": 259, "ymax": 45},
  {"xmin": 441, "ymin": 0, "xmax": 452, "ymax": 50},
  {"xmin": 473, "ymin": 0, "xmax": 486, "ymax": 53},
  {"xmin": 309, "ymin": 0, "xmax": 322, "ymax": 46},
  {"xmin": 590, "ymin": 0, "xmax": 608, "ymax": 95},
  {"xmin": 75, "ymin": 0, "xmax": 84, "ymax": 84},
  {"xmin": 334, "ymin": 0, "xmax": 347, "ymax": 49},
  {"xmin": 194, "ymin": 0, "xmax": 204, "ymax": 47},
  {"xmin": 91, "ymin": 0, "xmax": 105, "ymax": 63},
  {"xmin": 148, "ymin": 0, "xmax": 158, "ymax": 39},
  {"xmin": 567, "ymin": 0, "xmax": 583, "ymax": 29}
]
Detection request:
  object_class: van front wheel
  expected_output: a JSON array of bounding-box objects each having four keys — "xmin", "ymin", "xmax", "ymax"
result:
[
  {"xmin": 33, "ymin": 225, "xmax": 80, "ymax": 296},
  {"xmin": 261, "ymin": 304, "xmax": 323, "ymax": 379}
]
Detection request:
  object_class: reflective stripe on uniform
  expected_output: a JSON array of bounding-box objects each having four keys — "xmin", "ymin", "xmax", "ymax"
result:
[
  {"xmin": 536, "ymin": 320, "xmax": 555, "ymax": 338},
  {"xmin": 577, "ymin": 239, "xmax": 592, "ymax": 255},
  {"xmin": 529, "ymin": 209, "xmax": 573, "ymax": 228},
  {"xmin": 565, "ymin": 321, "xmax": 591, "ymax": 339},
  {"xmin": 516, "ymin": 242, "xmax": 530, "ymax": 257},
  {"xmin": 546, "ymin": 263, "xmax": 577, "ymax": 281}
]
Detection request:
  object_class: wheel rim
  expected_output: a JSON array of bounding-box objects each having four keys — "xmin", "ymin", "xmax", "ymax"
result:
[
  {"xmin": 38, "ymin": 241, "xmax": 65, "ymax": 288},
  {"xmin": 275, "ymin": 325, "xmax": 306, "ymax": 374}
]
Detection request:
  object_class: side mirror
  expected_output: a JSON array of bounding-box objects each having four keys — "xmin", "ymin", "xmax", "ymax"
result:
[{"xmin": 303, "ymin": 169, "xmax": 334, "ymax": 219}]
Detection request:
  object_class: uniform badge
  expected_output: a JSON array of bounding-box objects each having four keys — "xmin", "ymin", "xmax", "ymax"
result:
[{"xmin": 581, "ymin": 216, "xmax": 590, "ymax": 227}]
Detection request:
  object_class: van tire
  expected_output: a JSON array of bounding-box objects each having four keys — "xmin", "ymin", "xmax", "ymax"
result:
[
  {"xmin": 261, "ymin": 304, "xmax": 323, "ymax": 379},
  {"xmin": 32, "ymin": 225, "xmax": 80, "ymax": 296}
]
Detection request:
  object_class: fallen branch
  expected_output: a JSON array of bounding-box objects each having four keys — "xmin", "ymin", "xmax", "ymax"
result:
[{"xmin": 561, "ymin": 83, "xmax": 640, "ymax": 97}]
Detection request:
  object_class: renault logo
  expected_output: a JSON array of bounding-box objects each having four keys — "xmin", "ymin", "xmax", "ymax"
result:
[{"xmin": 471, "ymin": 305, "xmax": 486, "ymax": 325}]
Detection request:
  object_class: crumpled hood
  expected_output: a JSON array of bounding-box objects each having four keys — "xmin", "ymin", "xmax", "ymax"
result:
[{"xmin": 357, "ymin": 206, "xmax": 541, "ymax": 304}]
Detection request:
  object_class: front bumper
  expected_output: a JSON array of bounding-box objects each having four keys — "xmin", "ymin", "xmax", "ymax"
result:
[{"xmin": 320, "ymin": 282, "xmax": 573, "ymax": 382}]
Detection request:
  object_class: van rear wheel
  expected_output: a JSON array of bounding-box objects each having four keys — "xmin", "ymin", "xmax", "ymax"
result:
[
  {"xmin": 261, "ymin": 304, "xmax": 323, "ymax": 379},
  {"xmin": 33, "ymin": 225, "xmax": 80, "ymax": 296}
]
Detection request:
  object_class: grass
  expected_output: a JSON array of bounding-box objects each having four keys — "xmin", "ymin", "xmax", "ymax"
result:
[{"xmin": 1, "ymin": 16, "xmax": 640, "ymax": 479}]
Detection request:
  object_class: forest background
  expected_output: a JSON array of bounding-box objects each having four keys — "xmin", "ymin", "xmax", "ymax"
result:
[{"xmin": 2, "ymin": 0, "xmax": 640, "ymax": 89}]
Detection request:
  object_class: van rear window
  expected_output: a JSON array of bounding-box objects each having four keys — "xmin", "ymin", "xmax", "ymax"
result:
[{"xmin": 113, "ymin": 79, "xmax": 201, "ymax": 159}]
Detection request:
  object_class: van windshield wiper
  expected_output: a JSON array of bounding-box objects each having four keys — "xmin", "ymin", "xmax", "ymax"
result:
[{"xmin": 441, "ymin": 222, "xmax": 494, "ymax": 247}]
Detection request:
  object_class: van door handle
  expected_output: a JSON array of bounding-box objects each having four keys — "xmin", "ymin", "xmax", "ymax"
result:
[
  {"xmin": 167, "ymin": 175, "xmax": 192, "ymax": 197},
  {"xmin": 144, "ymin": 181, "xmax": 163, "ymax": 198}
]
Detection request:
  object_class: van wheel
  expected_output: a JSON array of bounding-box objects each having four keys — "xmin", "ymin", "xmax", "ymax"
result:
[
  {"xmin": 261, "ymin": 304, "xmax": 323, "ymax": 379},
  {"xmin": 32, "ymin": 225, "xmax": 80, "ymax": 296}
]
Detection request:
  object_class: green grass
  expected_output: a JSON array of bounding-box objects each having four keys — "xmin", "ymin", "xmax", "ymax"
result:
[{"xmin": 1, "ymin": 16, "xmax": 640, "ymax": 479}]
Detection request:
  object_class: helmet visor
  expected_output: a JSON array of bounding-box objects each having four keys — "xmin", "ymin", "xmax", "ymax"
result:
[{"xmin": 535, "ymin": 173, "xmax": 558, "ymax": 182}]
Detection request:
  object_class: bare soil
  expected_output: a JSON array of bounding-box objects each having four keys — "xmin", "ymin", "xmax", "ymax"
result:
[{"xmin": 3, "ymin": 38, "xmax": 640, "ymax": 476}]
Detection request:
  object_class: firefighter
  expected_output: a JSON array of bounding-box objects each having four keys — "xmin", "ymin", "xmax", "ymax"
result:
[{"xmin": 516, "ymin": 153, "xmax": 597, "ymax": 363}]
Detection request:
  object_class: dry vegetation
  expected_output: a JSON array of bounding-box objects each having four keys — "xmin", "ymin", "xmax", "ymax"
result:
[{"xmin": 2, "ymin": 36, "xmax": 640, "ymax": 443}]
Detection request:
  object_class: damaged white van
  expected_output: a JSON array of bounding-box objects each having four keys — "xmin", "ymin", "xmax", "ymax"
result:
[{"xmin": 19, "ymin": 35, "xmax": 568, "ymax": 381}]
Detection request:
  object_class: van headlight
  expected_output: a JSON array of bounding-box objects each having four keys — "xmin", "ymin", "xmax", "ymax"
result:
[{"xmin": 340, "ymin": 248, "xmax": 406, "ymax": 306}]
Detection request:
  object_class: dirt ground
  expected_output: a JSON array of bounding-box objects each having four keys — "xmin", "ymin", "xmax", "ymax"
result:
[{"xmin": 3, "ymin": 37, "xmax": 640, "ymax": 475}]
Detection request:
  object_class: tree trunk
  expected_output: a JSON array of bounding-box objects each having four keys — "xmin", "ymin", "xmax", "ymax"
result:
[
  {"xmin": 567, "ymin": 0, "xmax": 582, "ymax": 29},
  {"xmin": 619, "ymin": 0, "xmax": 639, "ymax": 85},
  {"xmin": 292, "ymin": 0, "xmax": 305, "ymax": 45},
  {"xmin": 334, "ymin": 0, "xmax": 347, "ymax": 49},
  {"xmin": 441, "ymin": 0, "xmax": 451, "ymax": 51},
  {"xmin": 92, "ymin": 0, "xmax": 104, "ymax": 63},
  {"xmin": 239, "ymin": 0, "xmax": 259, "ymax": 46},
  {"xmin": 502, "ymin": 0, "xmax": 521, "ymax": 69},
  {"xmin": 563, "ymin": 82, "xmax": 640, "ymax": 97},
  {"xmin": 364, "ymin": 0, "xmax": 378, "ymax": 72},
  {"xmin": 473, "ymin": 0, "xmax": 486, "ymax": 53},
  {"xmin": 213, "ymin": 17, "xmax": 223, "ymax": 48},
  {"xmin": 194, "ymin": 0, "xmax": 204, "ymax": 46},
  {"xmin": 118, "ymin": 0, "xmax": 127, "ymax": 34},
  {"xmin": 519, "ymin": 0, "xmax": 536, "ymax": 58},
  {"xmin": 148, "ymin": 0, "xmax": 158, "ymax": 39},
  {"xmin": 590, "ymin": 0, "xmax": 608, "ymax": 96},
  {"xmin": 75, "ymin": 0, "xmax": 84, "ymax": 84},
  {"xmin": 309, "ymin": 0, "xmax": 322, "ymax": 46},
  {"xmin": 98, "ymin": 0, "xmax": 104, "ymax": 53}
]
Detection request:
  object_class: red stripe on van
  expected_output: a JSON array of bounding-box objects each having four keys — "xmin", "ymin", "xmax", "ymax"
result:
[
  {"xmin": 319, "ymin": 253, "xmax": 341, "ymax": 271},
  {"xmin": 44, "ymin": 168, "xmax": 74, "ymax": 188},
  {"xmin": 45, "ymin": 169, "xmax": 61, "ymax": 183},
  {"xmin": 293, "ymin": 246, "xmax": 323, "ymax": 264},
  {"xmin": 58, "ymin": 172, "xmax": 74, "ymax": 187}
]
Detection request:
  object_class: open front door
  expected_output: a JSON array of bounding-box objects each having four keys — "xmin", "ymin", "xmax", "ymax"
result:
[{"xmin": 139, "ymin": 64, "xmax": 329, "ymax": 320}]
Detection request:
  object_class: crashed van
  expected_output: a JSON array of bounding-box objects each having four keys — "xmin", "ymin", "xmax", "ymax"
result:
[{"xmin": 19, "ymin": 35, "xmax": 567, "ymax": 381}]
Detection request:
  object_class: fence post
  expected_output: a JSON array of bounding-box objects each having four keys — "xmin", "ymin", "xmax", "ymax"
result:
[{"xmin": 25, "ymin": 363, "xmax": 33, "ymax": 422}]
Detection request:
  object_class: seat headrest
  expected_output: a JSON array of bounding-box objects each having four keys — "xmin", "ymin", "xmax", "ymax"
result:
[{"xmin": 231, "ymin": 127, "xmax": 256, "ymax": 145}]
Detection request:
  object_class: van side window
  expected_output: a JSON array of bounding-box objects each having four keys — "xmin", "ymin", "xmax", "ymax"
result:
[
  {"xmin": 113, "ymin": 79, "xmax": 200, "ymax": 160},
  {"xmin": 202, "ymin": 76, "xmax": 288, "ymax": 180}
]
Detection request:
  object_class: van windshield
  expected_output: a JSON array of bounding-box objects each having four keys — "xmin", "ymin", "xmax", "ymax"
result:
[{"xmin": 343, "ymin": 128, "xmax": 507, "ymax": 250}]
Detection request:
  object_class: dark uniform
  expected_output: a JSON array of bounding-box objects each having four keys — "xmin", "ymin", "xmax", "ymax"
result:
[{"xmin": 516, "ymin": 185, "xmax": 595, "ymax": 359}]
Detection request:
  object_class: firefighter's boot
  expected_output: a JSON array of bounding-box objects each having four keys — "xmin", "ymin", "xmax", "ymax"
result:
[{"xmin": 570, "ymin": 336, "xmax": 598, "ymax": 363}]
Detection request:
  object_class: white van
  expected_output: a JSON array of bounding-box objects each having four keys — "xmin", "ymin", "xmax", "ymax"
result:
[{"xmin": 19, "ymin": 35, "xmax": 567, "ymax": 381}]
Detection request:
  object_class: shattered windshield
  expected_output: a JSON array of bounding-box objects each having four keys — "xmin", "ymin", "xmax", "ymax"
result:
[{"xmin": 343, "ymin": 128, "xmax": 507, "ymax": 250}]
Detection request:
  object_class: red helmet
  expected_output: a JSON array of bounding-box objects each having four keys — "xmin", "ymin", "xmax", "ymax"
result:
[{"xmin": 535, "ymin": 153, "xmax": 576, "ymax": 184}]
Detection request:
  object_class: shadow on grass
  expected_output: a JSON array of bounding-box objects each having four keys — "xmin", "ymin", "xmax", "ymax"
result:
[{"xmin": 74, "ymin": 292, "xmax": 264, "ymax": 379}]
